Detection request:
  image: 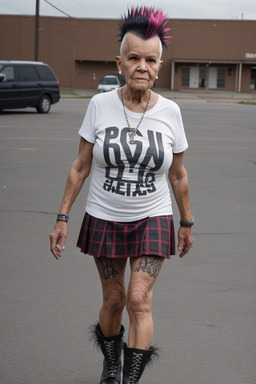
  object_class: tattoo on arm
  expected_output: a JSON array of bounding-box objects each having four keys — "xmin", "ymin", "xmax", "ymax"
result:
[
  {"xmin": 97, "ymin": 257, "xmax": 118, "ymax": 280},
  {"xmin": 134, "ymin": 256, "xmax": 163, "ymax": 279}
]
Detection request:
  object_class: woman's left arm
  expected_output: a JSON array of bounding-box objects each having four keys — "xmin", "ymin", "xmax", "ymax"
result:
[{"xmin": 168, "ymin": 152, "xmax": 194, "ymax": 258}]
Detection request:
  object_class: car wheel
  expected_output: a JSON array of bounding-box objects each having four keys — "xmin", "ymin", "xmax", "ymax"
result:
[{"xmin": 36, "ymin": 95, "xmax": 51, "ymax": 113}]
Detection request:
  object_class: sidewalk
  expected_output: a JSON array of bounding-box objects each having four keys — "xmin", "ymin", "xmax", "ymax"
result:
[{"xmin": 64, "ymin": 88, "xmax": 256, "ymax": 103}]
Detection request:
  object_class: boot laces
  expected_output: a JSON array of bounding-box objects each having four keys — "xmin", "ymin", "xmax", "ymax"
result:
[
  {"xmin": 129, "ymin": 352, "xmax": 143, "ymax": 383},
  {"xmin": 104, "ymin": 340, "xmax": 118, "ymax": 377}
]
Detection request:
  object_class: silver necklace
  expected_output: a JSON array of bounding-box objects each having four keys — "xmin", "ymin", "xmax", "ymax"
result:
[{"xmin": 121, "ymin": 86, "xmax": 151, "ymax": 144}]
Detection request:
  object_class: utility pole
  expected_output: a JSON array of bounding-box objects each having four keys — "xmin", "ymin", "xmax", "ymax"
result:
[{"xmin": 35, "ymin": 0, "xmax": 40, "ymax": 61}]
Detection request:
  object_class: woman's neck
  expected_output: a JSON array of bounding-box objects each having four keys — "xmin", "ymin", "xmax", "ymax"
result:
[{"xmin": 119, "ymin": 86, "xmax": 156, "ymax": 113}]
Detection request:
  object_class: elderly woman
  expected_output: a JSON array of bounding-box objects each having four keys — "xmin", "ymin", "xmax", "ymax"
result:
[{"xmin": 50, "ymin": 6, "xmax": 194, "ymax": 384}]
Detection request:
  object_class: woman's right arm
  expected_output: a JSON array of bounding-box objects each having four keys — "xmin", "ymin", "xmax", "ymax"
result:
[{"xmin": 49, "ymin": 138, "xmax": 94, "ymax": 259}]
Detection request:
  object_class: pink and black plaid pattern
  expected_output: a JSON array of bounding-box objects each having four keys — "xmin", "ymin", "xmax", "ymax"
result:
[{"xmin": 77, "ymin": 213, "xmax": 175, "ymax": 259}]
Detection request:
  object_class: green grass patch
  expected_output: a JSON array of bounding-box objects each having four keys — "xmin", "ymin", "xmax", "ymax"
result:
[
  {"xmin": 60, "ymin": 88, "xmax": 78, "ymax": 96},
  {"xmin": 238, "ymin": 99, "xmax": 256, "ymax": 105},
  {"xmin": 60, "ymin": 88, "xmax": 94, "ymax": 98}
]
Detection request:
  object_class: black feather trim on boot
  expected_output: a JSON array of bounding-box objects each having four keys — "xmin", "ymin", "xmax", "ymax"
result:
[{"xmin": 90, "ymin": 323, "xmax": 125, "ymax": 384}]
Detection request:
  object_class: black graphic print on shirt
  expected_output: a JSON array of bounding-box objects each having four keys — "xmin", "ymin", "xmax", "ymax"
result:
[{"xmin": 103, "ymin": 126, "xmax": 164, "ymax": 197}]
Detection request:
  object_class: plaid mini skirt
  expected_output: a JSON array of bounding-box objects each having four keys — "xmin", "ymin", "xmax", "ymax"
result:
[{"xmin": 77, "ymin": 212, "xmax": 175, "ymax": 259}]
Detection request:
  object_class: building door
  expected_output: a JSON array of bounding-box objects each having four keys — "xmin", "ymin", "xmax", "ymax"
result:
[
  {"xmin": 189, "ymin": 67, "xmax": 199, "ymax": 88},
  {"xmin": 209, "ymin": 67, "xmax": 217, "ymax": 88},
  {"xmin": 199, "ymin": 67, "xmax": 207, "ymax": 88}
]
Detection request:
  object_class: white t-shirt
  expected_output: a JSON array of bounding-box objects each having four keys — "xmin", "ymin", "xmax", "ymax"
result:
[{"xmin": 78, "ymin": 89, "xmax": 188, "ymax": 222}]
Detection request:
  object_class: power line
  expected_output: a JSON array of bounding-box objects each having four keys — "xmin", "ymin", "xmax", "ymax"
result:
[
  {"xmin": 71, "ymin": 0, "xmax": 98, "ymax": 17},
  {"xmin": 43, "ymin": 0, "xmax": 73, "ymax": 18}
]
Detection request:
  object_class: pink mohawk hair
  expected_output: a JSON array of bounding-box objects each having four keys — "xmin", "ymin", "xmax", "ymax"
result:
[{"xmin": 119, "ymin": 6, "xmax": 171, "ymax": 47}]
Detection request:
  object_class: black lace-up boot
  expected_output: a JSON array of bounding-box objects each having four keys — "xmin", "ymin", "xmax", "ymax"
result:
[
  {"xmin": 92, "ymin": 323, "xmax": 125, "ymax": 384},
  {"xmin": 122, "ymin": 343, "xmax": 158, "ymax": 384}
]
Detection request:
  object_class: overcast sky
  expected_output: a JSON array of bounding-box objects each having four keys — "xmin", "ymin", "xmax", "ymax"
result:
[{"xmin": 0, "ymin": 0, "xmax": 255, "ymax": 20}]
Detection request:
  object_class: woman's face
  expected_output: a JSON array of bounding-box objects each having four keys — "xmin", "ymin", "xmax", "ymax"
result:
[{"xmin": 116, "ymin": 32, "xmax": 163, "ymax": 92}]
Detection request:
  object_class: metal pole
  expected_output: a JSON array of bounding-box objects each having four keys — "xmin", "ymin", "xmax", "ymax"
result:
[
  {"xmin": 171, "ymin": 60, "xmax": 175, "ymax": 90},
  {"xmin": 35, "ymin": 0, "xmax": 40, "ymax": 61},
  {"xmin": 238, "ymin": 62, "xmax": 242, "ymax": 93}
]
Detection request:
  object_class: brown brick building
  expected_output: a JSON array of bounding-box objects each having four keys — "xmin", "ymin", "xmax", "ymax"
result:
[{"xmin": 0, "ymin": 15, "xmax": 256, "ymax": 93}]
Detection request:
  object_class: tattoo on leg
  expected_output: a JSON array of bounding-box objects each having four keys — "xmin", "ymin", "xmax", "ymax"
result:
[
  {"xmin": 97, "ymin": 258, "xmax": 118, "ymax": 280},
  {"xmin": 134, "ymin": 256, "xmax": 163, "ymax": 279}
]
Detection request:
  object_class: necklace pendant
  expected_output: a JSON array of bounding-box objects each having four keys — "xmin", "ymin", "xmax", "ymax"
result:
[
  {"xmin": 129, "ymin": 133, "xmax": 135, "ymax": 144},
  {"xmin": 129, "ymin": 131, "xmax": 135, "ymax": 144}
]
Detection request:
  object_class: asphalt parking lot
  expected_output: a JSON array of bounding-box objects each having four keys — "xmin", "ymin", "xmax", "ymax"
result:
[{"xmin": 0, "ymin": 95, "xmax": 256, "ymax": 384}]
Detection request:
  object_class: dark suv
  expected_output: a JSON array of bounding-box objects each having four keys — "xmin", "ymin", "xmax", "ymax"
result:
[{"xmin": 0, "ymin": 61, "xmax": 60, "ymax": 113}]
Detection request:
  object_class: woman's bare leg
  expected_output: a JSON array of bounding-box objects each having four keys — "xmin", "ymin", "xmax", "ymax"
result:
[
  {"xmin": 126, "ymin": 256, "xmax": 164, "ymax": 349},
  {"xmin": 94, "ymin": 257, "xmax": 127, "ymax": 337}
]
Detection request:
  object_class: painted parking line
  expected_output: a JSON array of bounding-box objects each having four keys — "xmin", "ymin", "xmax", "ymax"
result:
[{"xmin": 17, "ymin": 148, "xmax": 39, "ymax": 151}]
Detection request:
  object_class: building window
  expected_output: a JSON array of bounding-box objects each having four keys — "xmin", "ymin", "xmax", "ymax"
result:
[
  {"xmin": 250, "ymin": 67, "xmax": 256, "ymax": 90},
  {"xmin": 217, "ymin": 67, "xmax": 226, "ymax": 88},
  {"xmin": 181, "ymin": 67, "xmax": 189, "ymax": 87}
]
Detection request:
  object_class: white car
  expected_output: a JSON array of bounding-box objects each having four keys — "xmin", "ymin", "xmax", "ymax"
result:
[{"xmin": 97, "ymin": 75, "xmax": 121, "ymax": 92}]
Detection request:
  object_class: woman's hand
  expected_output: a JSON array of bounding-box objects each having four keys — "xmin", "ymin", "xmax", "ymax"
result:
[
  {"xmin": 49, "ymin": 221, "xmax": 68, "ymax": 260},
  {"xmin": 177, "ymin": 226, "xmax": 194, "ymax": 258}
]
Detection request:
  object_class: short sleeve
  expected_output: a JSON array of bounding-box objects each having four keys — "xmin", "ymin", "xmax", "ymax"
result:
[
  {"xmin": 172, "ymin": 107, "xmax": 188, "ymax": 153},
  {"xmin": 78, "ymin": 98, "xmax": 97, "ymax": 143}
]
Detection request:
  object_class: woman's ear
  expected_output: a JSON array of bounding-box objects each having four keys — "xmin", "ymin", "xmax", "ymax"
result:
[
  {"xmin": 156, "ymin": 60, "xmax": 163, "ymax": 78},
  {"xmin": 116, "ymin": 56, "xmax": 122, "ymax": 73}
]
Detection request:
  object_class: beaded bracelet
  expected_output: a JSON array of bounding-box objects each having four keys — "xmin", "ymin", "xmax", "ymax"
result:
[
  {"xmin": 179, "ymin": 217, "xmax": 194, "ymax": 227},
  {"xmin": 56, "ymin": 213, "xmax": 69, "ymax": 223}
]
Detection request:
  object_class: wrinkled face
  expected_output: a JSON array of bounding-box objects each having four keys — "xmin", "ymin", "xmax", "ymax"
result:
[{"xmin": 116, "ymin": 32, "xmax": 163, "ymax": 91}]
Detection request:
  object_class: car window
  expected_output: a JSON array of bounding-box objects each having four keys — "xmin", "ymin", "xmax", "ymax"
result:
[
  {"xmin": 109, "ymin": 78, "xmax": 118, "ymax": 85},
  {"xmin": 18, "ymin": 66, "xmax": 39, "ymax": 81},
  {"xmin": 0, "ymin": 66, "xmax": 15, "ymax": 81},
  {"xmin": 100, "ymin": 77, "xmax": 118, "ymax": 85},
  {"xmin": 100, "ymin": 78, "xmax": 108, "ymax": 85},
  {"xmin": 37, "ymin": 65, "xmax": 55, "ymax": 80}
]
